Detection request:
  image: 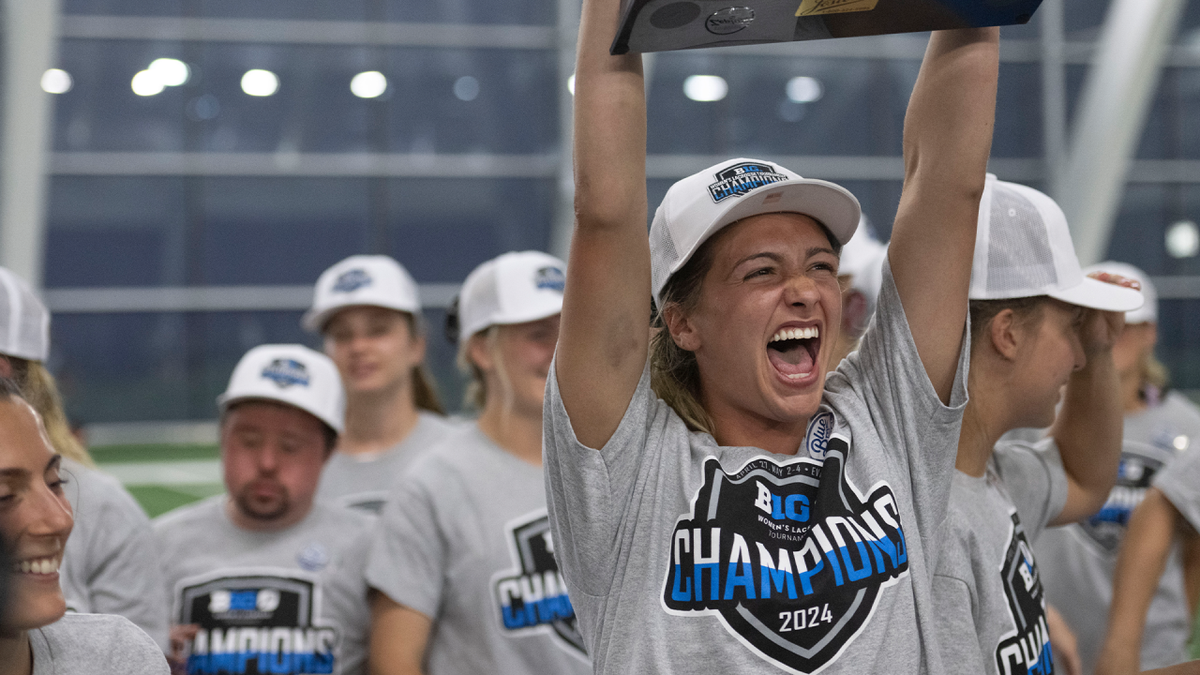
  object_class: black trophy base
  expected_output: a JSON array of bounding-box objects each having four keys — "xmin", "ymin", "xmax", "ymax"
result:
[{"xmin": 611, "ymin": 0, "xmax": 1042, "ymax": 54}]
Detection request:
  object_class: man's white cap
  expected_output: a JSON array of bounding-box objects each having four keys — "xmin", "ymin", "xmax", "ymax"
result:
[
  {"xmin": 968, "ymin": 175, "xmax": 1143, "ymax": 312},
  {"xmin": 458, "ymin": 251, "xmax": 565, "ymax": 339},
  {"xmin": 650, "ymin": 157, "xmax": 861, "ymax": 306},
  {"xmin": 1084, "ymin": 261, "xmax": 1157, "ymax": 324},
  {"xmin": 218, "ymin": 344, "xmax": 345, "ymax": 434},
  {"xmin": 303, "ymin": 255, "xmax": 421, "ymax": 332},
  {"xmin": 838, "ymin": 216, "xmax": 888, "ymax": 316},
  {"xmin": 0, "ymin": 268, "xmax": 49, "ymax": 362}
]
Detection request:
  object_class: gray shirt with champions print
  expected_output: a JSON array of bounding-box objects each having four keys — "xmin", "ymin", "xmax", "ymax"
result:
[
  {"xmin": 30, "ymin": 613, "xmax": 168, "ymax": 674},
  {"xmin": 153, "ymin": 497, "xmax": 373, "ymax": 675},
  {"xmin": 932, "ymin": 440, "xmax": 1069, "ymax": 675},
  {"xmin": 544, "ymin": 262, "xmax": 970, "ymax": 675},
  {"xmin": 366, "ymin": 424, "xmax": 592, "ymax": 675},
  {"xmin": 1035, "ymin": 391, "xmax": 1200, "ymax": 674},
  {"xmin": 315, "ymin": 412, "xmax": 455, "ymax": 514}
]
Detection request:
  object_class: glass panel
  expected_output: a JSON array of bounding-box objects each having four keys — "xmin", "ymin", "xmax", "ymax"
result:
[
  {"xmin": 385, "ymin": 178, "xmax": 557, "ymax": 283},
  {"xmin": 198, "ymin": 178, "xmax": 373, "ymax": 285},
  {"xmin": 45, "ymin": 177, "xmax": 189, "ymax": 287},
  {"xmin": 1136, "ymin": 67, "xmax": 1200, "ymax": 160},
  {"xmin": 1158, "ymin": 300, "xmax": 1200, "ymax": 391},
  {"xmin": 64, "ymin": 0, "xmax": 553, "ymax": 26},
  {"xmin": 1107, "ymin": 183, "xmax": 1200, "ymax": 277},
  {"xmin": 1063, "ymin": 0, "xmax": 1111, "ymax": 39}
]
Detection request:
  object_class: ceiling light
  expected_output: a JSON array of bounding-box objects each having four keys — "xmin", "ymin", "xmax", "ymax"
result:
[
  {"xmin": 241, "ymin": 69, "xmax": 279, "ymax": 97},
  {"xmin": 454, "ymin": 76, "xmax": 479, "ymax": 102},
  {"xmin": 1166, "ymin": 220, "xmax": 1200, "ymax": 259},
  {"xmin": 684, "ymin": 75, "xmax": 727, "ymax": 102},
  {"xmin": 786, "ymin": 76, "xmax": 823, "ymax": 103},
  {"xmin": 350, "ymin": 71, "xmax": 388, "ymax": 99},
  {"xmin": 149, "ymin": 58, "xmax": 189, "ymax": 87},
  {"xmin": 131, "ymin": 70, "xmax": 165, "ymax": 97},
  {"xmin": 41, "ymin": 69, "xmax": 73, "ymax": 94}
]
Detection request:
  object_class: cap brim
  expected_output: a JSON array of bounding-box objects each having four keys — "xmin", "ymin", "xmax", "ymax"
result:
[{"xmin": 1048, "ymin": 277, "xmax": 1144, "ymax": 312}]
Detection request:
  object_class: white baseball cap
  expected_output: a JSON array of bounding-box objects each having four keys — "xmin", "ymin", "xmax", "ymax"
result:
[
  {"xmin": 968, "ymin": 175, "xmax": 1143, "ymax": 312},
  {"xmin": 1084, "ymin": 261, "xmax": 1157, "ymax": 324},
  {"xmin": 650, "ymin": 157, "xmax": 861, "ymax": 306},
  {"xmin": 838, "ymin": 216, "xmax": 888, "ymax": 316},
  {"xmin": 303, "ymin": 255, "xmax": 421, "ymax": 332},
  {"xmin": 218, "ymin": 344, "xmax": 345, "ymax": 434},
  {"xmin": 457, "ymin": 251, "xmax": 565, "ymax": 339},
  {"xmin": 0, "ymin": 267, "xmax": 49, "ymax": 362}
]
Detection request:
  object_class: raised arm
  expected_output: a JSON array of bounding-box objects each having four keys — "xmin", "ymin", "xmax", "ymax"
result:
[
  {"xmin": 554, "ymin": 0, "xmax": 651, "ymax": 449},
  {"xmin": 1050, "ymin": 304, "xmax": 1124, "ymax": 526},
  {"xmin": 889, "ymin": 28, "xmax": 999, "ymax": 403}
]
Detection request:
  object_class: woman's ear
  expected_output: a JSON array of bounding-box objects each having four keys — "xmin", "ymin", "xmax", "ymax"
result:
[
  {"xmin": 0, "ymin": 356, "xmax": 11, "ymax": 379},
  {"xmin": 467, "ymin": 333, "xmax": 495, "ymax": 373},
  {"xmin": 989, "ymin": 308, "xmax": 1021, "ymax": 361},
  {"xmin": 663, "ymin": 304, "xmax": 700, "ymax": 352}
]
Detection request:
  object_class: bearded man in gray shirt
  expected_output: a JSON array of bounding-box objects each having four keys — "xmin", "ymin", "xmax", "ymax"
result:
[{"xmin": 154, "ymin": 344, "xmax": 372, "ymax": 675}]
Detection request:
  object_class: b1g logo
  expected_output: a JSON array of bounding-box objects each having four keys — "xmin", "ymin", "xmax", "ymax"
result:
[
  {"xmin": 491, "ymin": 512, "xmax": 587, "ymax": 658},
  {"xmin": 662, "ymin": 442, "xmax": 909, "ymax": 674},
  {"xmin": 995, "ymin": 512, "xmax": 1053, "ymax": 675},
  {"xmin": 707, "ymin": 162, "xmax": 791, "ymax": 203},
  {"xmin": 179, "ymin": 572, "xmax": 340, "ymax": 675}
]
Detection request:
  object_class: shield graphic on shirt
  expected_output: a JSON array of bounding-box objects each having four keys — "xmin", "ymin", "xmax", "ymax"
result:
[
  {"xmin": 493, "ymin": 511, "xmax": 588, "ymax": 657},
  {"xmin": 661, "ymin": 440, "xmax": 910, "ymax": 674},
  {"xmin": 994, "ymin": 511, "xmax": 1054, "ymax": 675},
  {"xmin": 1079, "ymin": 442, "xmax": 1170, "ymax": 553}
]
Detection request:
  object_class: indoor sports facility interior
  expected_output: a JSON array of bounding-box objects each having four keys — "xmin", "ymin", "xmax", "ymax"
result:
[{"xmin": 0, "ymin": 1, "xmax": 1196, "ymax": 517}]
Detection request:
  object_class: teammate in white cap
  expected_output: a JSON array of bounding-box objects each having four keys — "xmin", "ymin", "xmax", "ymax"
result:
[
  {"xmin": 368, "ymin": 251, "xmax": 590, "ymax": 675},
  {"xmin": 0, "ymin": 376, "xmax": 167, "ymax": 674},
  {"xmin": 304, "ymin": 255, "xmax": 453, "ymax": 514},
  {"xmin": 928, "ymin": 178, "xmax": 1142, "ymax": 675},
  {"xmin": 543, "ymin": 0, "xmax": 1000, "ymax": 669},
  {"xmin": 154, "ymin": 345, "xmax": 371, "ymax": 675},
  {"xmin": 831, "ymin": 219, "xmax": 888, "ymax": 366},
  {"xmin": 1037, "ymin": 262, "xmax": 1200, "ymax": 674},
  {"xmin": 0, "ymin": 266, "xmax": 169, "ymax": 651}
]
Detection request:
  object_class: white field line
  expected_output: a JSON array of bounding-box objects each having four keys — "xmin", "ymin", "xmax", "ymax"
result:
[{"xmin": 95, "ymin": 460, "xmax": 221, "ymax": 487}]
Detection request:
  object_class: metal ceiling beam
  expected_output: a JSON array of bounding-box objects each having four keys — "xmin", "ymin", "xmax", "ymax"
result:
[{"xmin": 1056, "ymin": 0, "xmax": 1187, "ymax": 266}]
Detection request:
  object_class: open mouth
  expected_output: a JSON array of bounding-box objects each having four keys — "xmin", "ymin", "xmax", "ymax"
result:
[
  {"xmin": 767, "ymin": 326, "xmax": 820, "ymax": 381},
  {"xmin": 12, "ymin": 554, "xmax": 61, "ymax": 576}
]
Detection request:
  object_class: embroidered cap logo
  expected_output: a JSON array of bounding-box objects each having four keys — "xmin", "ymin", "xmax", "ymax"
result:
[
  {"xmin": 332, "ymin": 268, "xmax": 372, "ymax": 293},
  {"xmin": 707, "ymin": 162, "xmax": 791, "ymax": 204},
  {"xmin": 535, "ymin": 266, "xmax": 566, "ymax": 293},
  {"xmin": 261, "ymin": 359, "xmax": 311, "ymax": 389}
]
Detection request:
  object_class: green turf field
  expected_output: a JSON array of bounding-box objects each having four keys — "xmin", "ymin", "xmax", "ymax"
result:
[{"xmin": 92, "ymin": 443, "xmax": 223, "ymax": 518}]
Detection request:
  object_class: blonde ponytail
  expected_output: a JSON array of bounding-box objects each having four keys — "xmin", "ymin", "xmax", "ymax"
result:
[{"xmin": 11, "ymin": 359, "xmax": 94, "ymax": 467}]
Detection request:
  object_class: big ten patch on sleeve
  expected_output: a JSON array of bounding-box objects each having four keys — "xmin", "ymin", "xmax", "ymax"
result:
[
  {"xmin": 176, "ymin": 569, "xmax": 341, "ymax": 675},
  {"xmin": 491, "ymin": 510, "xmax": 588, "ymax": 659},
  {"xmin": 995, "ymin": 512, "xmax": 1053, "ymax": 675},
  {"xmin": 661, "ymin": 441, "xmax": 909, "ymax": 674}
]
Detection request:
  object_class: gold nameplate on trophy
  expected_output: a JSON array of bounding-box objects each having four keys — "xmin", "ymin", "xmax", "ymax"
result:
[{"xmin": 610, "ymin": 0, "xmax": 1043, "ymax": 54}]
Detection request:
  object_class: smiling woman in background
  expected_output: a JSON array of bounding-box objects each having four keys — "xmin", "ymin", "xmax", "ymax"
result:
[{"xmin": 0, "ymin": 376, "xmax": 167, "ymax": 675}]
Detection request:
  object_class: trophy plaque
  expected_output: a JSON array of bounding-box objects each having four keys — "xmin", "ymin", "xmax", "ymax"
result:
[{"xmin": 611, "ymin": 0, "xmax": 1044, "ymax": 54}]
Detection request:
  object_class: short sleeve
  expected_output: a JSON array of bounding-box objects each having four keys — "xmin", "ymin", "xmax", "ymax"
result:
[
  {"xmin": 364, "ymin": 464, "xmax": 449, "ymax": 618},
  {"xmin": 543, "ymin": 361, "xmax": 673, "ymax": 597},
  {"xmin": 1154, "ymin": 448, "xmax": 1200, "ymax": 533},
  {"xmin": 992, "ymin": 439, "xmax": 1069, "ymax": 540}
]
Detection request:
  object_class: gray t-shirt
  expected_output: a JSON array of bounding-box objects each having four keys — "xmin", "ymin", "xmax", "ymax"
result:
[
  {"xmin": 315, "ymin": 412, "xmax": 454, "ymax": 514},
  {"xmin": 29, "ymin": 613, "xmax": 168, "ymax": 674},
  {"xmin": 153, "ymin": 496, "xmax": 372, "ymax": 675},
  {"xmin": 1035, "ymin": 391, "xmax": 1200, "ymax": 673},
  {"xmin": 932, "ymin": 440, "xmax": 1069, "ymax": 675},
  {"xmin": 366, "ymin": 424, "xmax": 591, "ymax": 675},
  {"xmin": 59, "ymin": 458, "xmax": 170, "ymax": 651},
  {"xmin": 544, "ymin": 263, "xmax": 970, "ymax": 674}
]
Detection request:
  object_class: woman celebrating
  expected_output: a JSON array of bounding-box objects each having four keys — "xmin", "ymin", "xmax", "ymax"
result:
[
  {"xmin": 543, "ymin": 0, "xmax": 999, "ymax": 670},
  {"xmin": 304, "ymin": 255, "xmax": 454, "ymax": 514},
  {"xmin": 0, "ymin": 377, "xmax": 166, "ymax": 674},
  {"xmin": 367, "ymin": 251, "xmax": 590, "ymax": 675}
]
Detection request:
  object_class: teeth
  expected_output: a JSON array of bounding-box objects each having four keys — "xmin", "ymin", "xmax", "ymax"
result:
[
  {"xmin": 16, "ymin": 557, "xmax": 59, "ymax": 575},
  {"xmin": 770, "ymin": 327, "xmax": 820, "ymax": 343}
]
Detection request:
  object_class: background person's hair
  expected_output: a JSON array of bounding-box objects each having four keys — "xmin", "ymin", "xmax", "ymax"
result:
[
  {"xmin": 650, "ymin": 216, "xmax": 842, "ymax": 435},
  {"xmin": 5, "ymin": 358, "xmax": 92, "ymax": 468},
  {"xmin": 397, "ymin": 313, "xmax": 446, "ymax": 416},
  {"xmin": 455, "ymin": 326, "xmax": 499, "ymax": 411}
]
